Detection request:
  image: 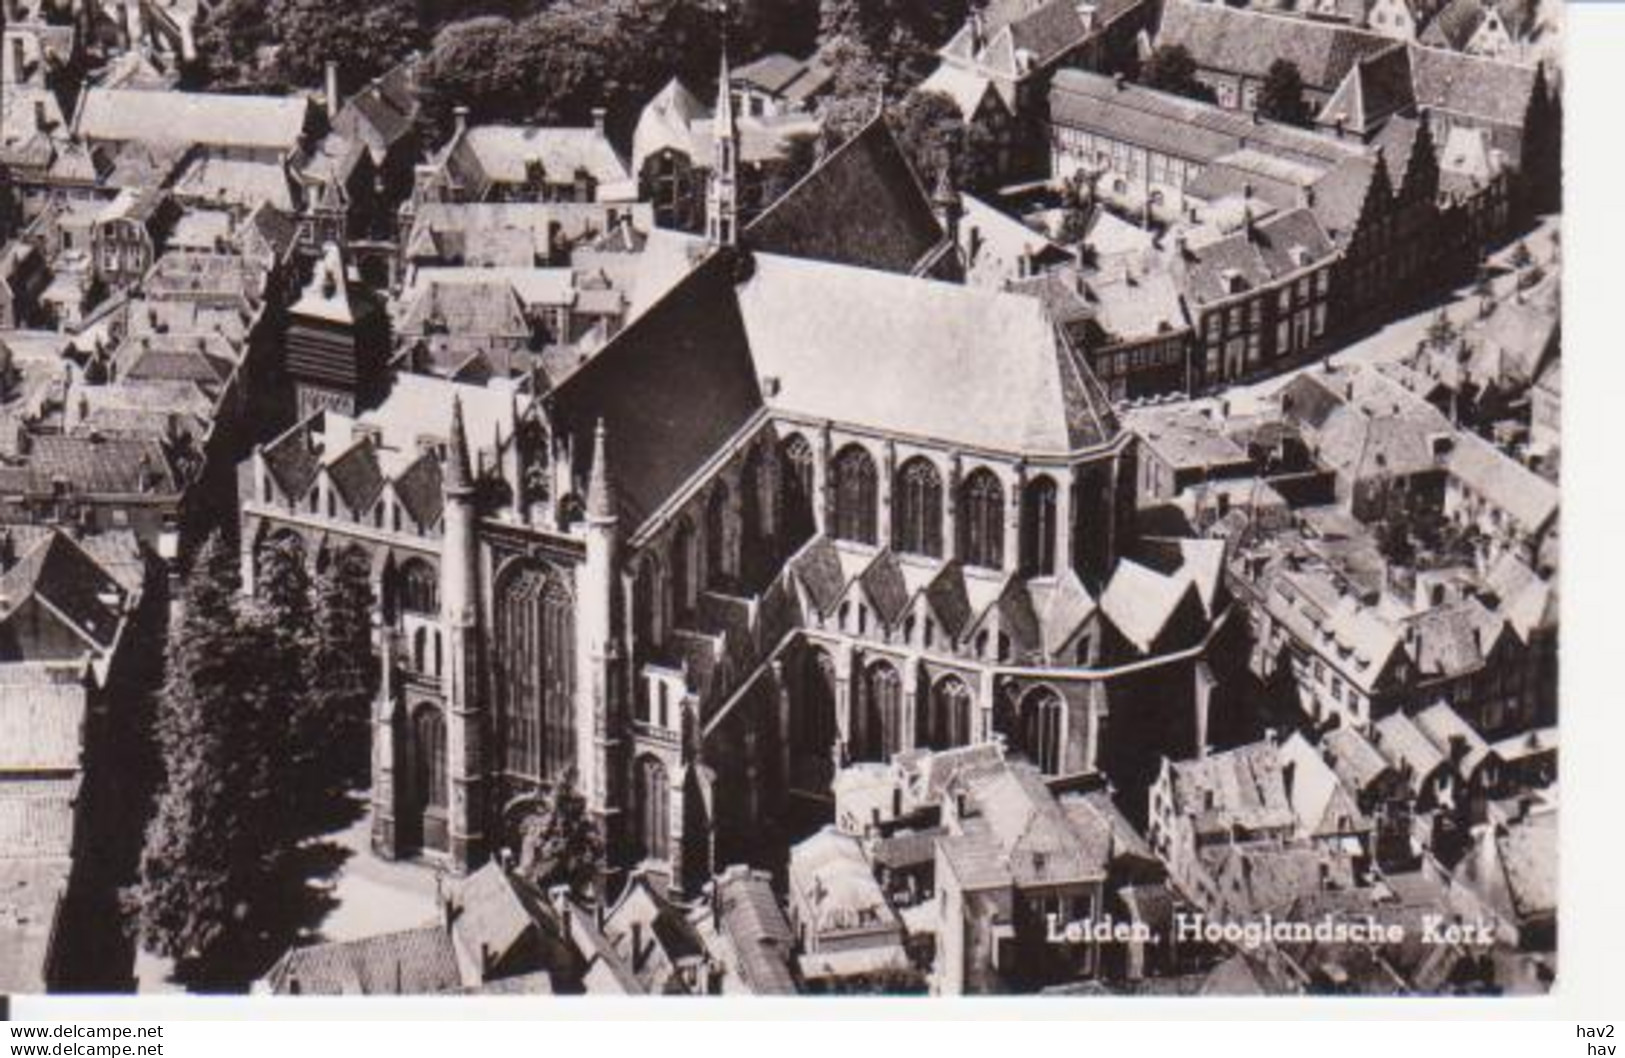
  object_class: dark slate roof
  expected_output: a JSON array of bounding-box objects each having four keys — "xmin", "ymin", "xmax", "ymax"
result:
[
  {"xmin": 264, "ymin": 925, "xmax": 462, "ymax": 995},
  {"xmin": 1319, "ymin": 42, "xmax": 1418, "ymax": 135},
  {"xmin": 1420, "ymin": 0, "xmax": 1489, "ymax": 50},
  {"xmin": 858, "ymin": 549, "xmax": 911, "ymax": 627},
  {"xmin": 925, "ymin": 561, "xmax": 975, "ymax": 639},
  {"xmin": 326, "ymin": 440, "xmax": 386, "ymax": 514},
  {"xmin": 5, "ymin": 435, "xmax": 177, "ymax": 496},
  {"xmin": 1156, "ymin": 0, "xmax": 1395, "ymax": 92},
  {"xmin": 709, "ymin": 867, "xmax": 797, "ymax": 995},
  {"xmin": 261, "ymin": 425, "xmax": 322, "ymax": 500},
  {"xmin": 393, "ymin": 451, "xmax": 444, "ymax": 530},
  {"xmin": 791, "ymin": 537, "xmax": 846, "ymax": 616},
  {"xmin": 548, "ymin": 251, "xmax": 765, "ymax": 531},
  {"xmin": 1181, "ymin": 207, "xmax": 1336, "ymax": 304},
  {"xmin": 745, "ymin": 115, "xmax": 946, "ymax": 276},
  {"xmin": 1407, "ymin": 44, "xmax": 1538, "ymax": 129},
  {"xmin": 0, "ymin": 531, "xmax": 126, "ymax": 652}
]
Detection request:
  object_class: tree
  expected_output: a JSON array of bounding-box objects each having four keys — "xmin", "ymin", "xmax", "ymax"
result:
[
  {"xmin": 516, "ymin": 769, "xmax": 604, "ymax": 900},
  {"xmin": 190, "ymin": 0, "xmax": 279, "ymax": 88},
  {"xmin": 246, "ymin": 537, "xmax": 318, "ymax": 839},
  {"xmin": 271, "ymin": 0, "xmax": 424, "ymax": 97},
  {"xmin": 128, "ymin": 533, "xmax": 251, "ymax": 975},
  {"xmin": 818, "ymin": 0, "xmax": 968, "ymax": 91},
  {"xmin": 308, "ymin": 550, "xmax": 378, "ymax": 789},
  {"xmin": 1140, "ymin": 45, "xmax": 1215, "ymax": 104},
  {"xmin": 1258, "ymin": 59, "xmax": 1310, "ymax": 126}
]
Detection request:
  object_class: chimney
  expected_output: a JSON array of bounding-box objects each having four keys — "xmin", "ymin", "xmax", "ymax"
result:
[
  {"xmin": 592, "ymin": 106, "xmax": 607, "ymax": 135},
  {"xmin": 631, "ymin": 920, "xmax": 644, "ymax": 972},
  {"xmin": 453, "ymin": 105, "xmax": 470, "ymax": 137},
  {"xmin": 9, "ymin": 37, "xmax": 24, "ymax": 80},
  {"xmin": 325, "ymin": 61, "xmax": 341, "ymax": 118},
  {"xmin": 33, "ymin": 98, "xmax": 47, "ymax": 132},
  {"xmin": 1113, "ymin": 72, "xmax": 1125, "ymax": 91}
]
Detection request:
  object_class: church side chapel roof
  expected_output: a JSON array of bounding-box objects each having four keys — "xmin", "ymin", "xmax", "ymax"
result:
[{"xmin": 743, "ymin": 115, "xmax": 947, "ymax": 277}]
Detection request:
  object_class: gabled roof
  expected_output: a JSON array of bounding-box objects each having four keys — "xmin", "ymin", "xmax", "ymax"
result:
[
  {"xmin": 1156, "ymin": 0, "xmax": 1395, "ymax": 92},
  {"xmin": 737, "ymin": 253, "xmax": 1120, "ymax": 456},
  {"xmin": 1168, "ymin": 740, "xmax": 1297, "ymax": 837},
  {"xmin": 1372, "ymin": 711, "xmax": 1447, "ymax": 792},
  {"xmin": 0, "ymin": 531, "xmax": 127, "ymax": 654},
  {"xmin": 744, "ymin": 115, "xmax": 946, "ymax": 276},
  {"xmin": 547, "ymin": 251, "xmax": 764, "ymax": 532},
  {"xmin": 1100, "ymin": 557, "xmax": 1201, "ymax": 654},
  {"xmin": 325, "ymin": 439, "xmax": 386, "ymax": 515},
  {"xmin": 393, "ymin": 451, "xmax": 445, "ymax": 530},
  {"xmin": 1447, "ymin": 430, "xmax": 1558, "ymax": 531},
  {"xmin": 1319, "ymin": 42, "xmax": 1417, "ymax": 135},
  {"xmin": 0, "ymin": 677, "xmax": 85, "ymax": 773},
  {"xmin": 264, "ymin": 924, "xmax": 462, "ymax": 995},
  {"xmin": 75, "ymin": 89, "xmax": 312, "ymax": 153}
]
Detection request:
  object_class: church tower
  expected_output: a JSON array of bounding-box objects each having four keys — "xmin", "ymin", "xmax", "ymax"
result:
[
  {"xmin": 705, "ymin": 44, "xmax": 740, "ymax": 249},
  {"xmin": 577, "ymin": 421, "xmax": 625, "ymax": 865},
  {"xmin": 441, "ymin": 397, "xmax": 486, "ymax": 870}
]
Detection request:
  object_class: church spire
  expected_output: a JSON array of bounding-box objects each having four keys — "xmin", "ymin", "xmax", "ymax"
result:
[
  {"xmin": 706, "ymin": 4, "xmax": 740, "ymax": 249},
  {"xmin": 445, "ymin": 395, "xmax": 474, "ymax": 496},
  {"xmin": 586, "ymin": 418, "xmax": 617, "ymax": 525}
]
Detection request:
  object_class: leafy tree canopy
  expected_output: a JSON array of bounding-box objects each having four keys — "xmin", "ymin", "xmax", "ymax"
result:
[{"xmin": 1140, "ymin": 45, "xmax": 1215, "ymax": 104}]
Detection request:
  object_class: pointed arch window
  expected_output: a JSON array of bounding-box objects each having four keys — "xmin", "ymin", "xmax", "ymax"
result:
[
  {"xmin": 832, "ymin": 444, "xmax": 878, "ymax": 545},
  {"xmin": 894, "ymin": 457, "xmax": 943, "ymax": 558},
  {"xmin": 1021, "ymin": 476, "xmax": 1059, "ymax": 576},
  {"xmin": 921, "ymin": 676, "xmax": 973, "ymax": 751},
  {"xmin": 671, "ymin": 518, "xmax": 695, "ymax": 619},
  {"xmin": 495, "ymin": 563, "xmax": 576, "ymax": 781},
  {"xmin": 857, "ymin": 661, "xmax": 902, "ymax": 763},
  {"xmin": 1018, "ymin": 686, "xmax": 1065, "ymax": 775},
  {"xmin": 779, "ymin": 435, "xmax": 816, "ymax": 545},
  {"xmin": 398, "ymin": 558, "xmax": 438, "ymax": 616},
  {"xmin": 634, "ymin": 755, "xmax": 671, "ymax": 863},
  {"xmin": 412, "ymin": 704, "xmax": 446, "ymax": 811},
  {"xmin": 706, "ymin": 484, "xmax": 731, "ymax": 587},
  {"xmin": 959, "ymin": 469, "xmax": 1005, "ymax": 570}
]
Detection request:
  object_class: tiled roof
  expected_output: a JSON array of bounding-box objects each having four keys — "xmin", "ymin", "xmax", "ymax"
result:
[
  {"xmin": 446, "ymin": 124, "xmax": 631, "ymax": 195},
  {"xmin": 0, "ymin": 859, "xmax": 70, "ymax": 993},
  {"xmin": 1447, "ymin": 430, "xmax": 1558, "ymax": 530},
  {"xmin": 264, "ymin": 924, "xmax": 463, "ymax": 995},
  {"xmin": 1414, "ymin": 699, "xmax": 1494, "ymax": 776},
  {"xmin": 1321, "ymin": 725, "xmax": 1393, "ymax": 793},
  {"xmin": 1372, "ymin": 711, "xmax": 1447, "ymax": 792},
  {"xmin": 1100, "ymin": 558, "xmax": 1199, "ymax": 653},
  {"xmin": 1156, "ymin": 0, "xmax": 1395, "ymax": 91},
  {"xmin": 1050, "ymin": 69, "xmax": 1366, "ymax": 170},
  {"xmin": 0, "ymin": 679, "xmax": 85, "ymax": 772},
  {"xmin": 745, "ymin": 115, "xmax": 946, "ymax": 276},
  {"xmin": 707, "ymin": 866, "xmax": 797, "ymax": 995},
  {"xmin": 1407, "ymin": 44, "xmax": 1538, "ymax": 129},
  {"xmin": 76, "ymin": 89, "xmax": 312, "ymax": 152},
  {"xmin": 1168, "ymin": 740, "xmax": 1296, "ymax": 837},
  {"xmin": 1420, "ymin": 0, "xmax": 1490, "ymax": 50},
  {"xmin": 1496, "ymin": 810, "xmax": 1556, "ymax": 920},
  {"xmin": 0, "ymin": 778, "xmax": 78, "ymax": 859}
]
